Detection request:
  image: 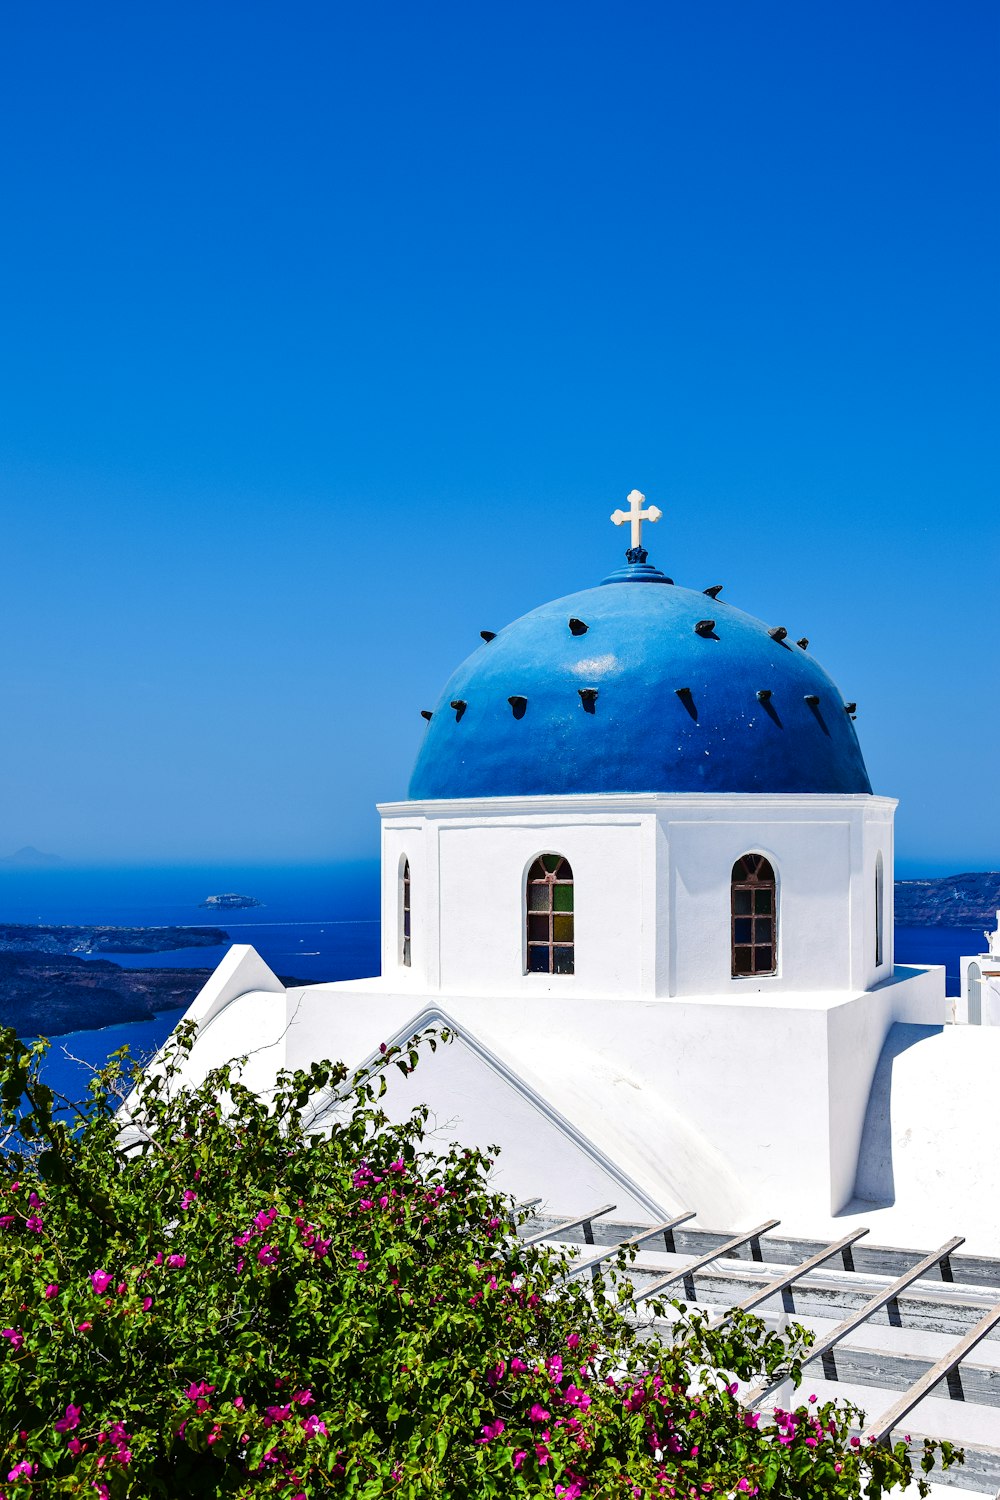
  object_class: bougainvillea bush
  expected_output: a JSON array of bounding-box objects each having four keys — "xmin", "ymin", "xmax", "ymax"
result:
[{"xmin": 0, "ymin": 1023, "xmax": 959, "ymax": 1498}]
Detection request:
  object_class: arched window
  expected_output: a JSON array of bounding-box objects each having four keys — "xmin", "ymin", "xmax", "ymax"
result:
[
  {"xmin": 875, "ymin": 851, "xmax": 884, "ymax": 967},
  {"xmin": 731, "ymin": 854, "xmax": 776, "ymax": 977},
  {"xmin": 400, "ymin": 858, "xmax": 411, "ymax": 967},
  {"xmin": 968, "ymin": 962, "xmax": 982, "ymax": 1026},
  {"xmin": 526, "ymin": 854, "xmax": 574, "ymax": 974}
]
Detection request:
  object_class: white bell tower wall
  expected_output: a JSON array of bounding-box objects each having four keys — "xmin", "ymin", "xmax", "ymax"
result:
[{"xmin": 379, "ymin": 793, "xmax": 896, "ymax": 1000}]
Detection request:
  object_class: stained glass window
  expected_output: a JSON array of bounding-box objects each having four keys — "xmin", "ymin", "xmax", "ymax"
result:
[
  {"xmin": 526, "ymin": 855, "xmax": 574, "ymax": 975},
  {"xmin": 731, "ymin": 854, "xmax": 776, "ymax": 977}
]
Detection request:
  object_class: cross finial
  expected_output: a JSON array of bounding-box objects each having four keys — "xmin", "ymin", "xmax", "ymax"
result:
[{"xmin": 611, "ymin": 489, "xmax": 662, "ymax": 555}]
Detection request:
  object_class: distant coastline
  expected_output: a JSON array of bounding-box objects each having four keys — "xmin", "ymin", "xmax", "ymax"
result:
[
  {"xmin": 0, "ymin": 923, "xmax": 227, "ymax": 956},
  {"xmin": 895, "ymin": 873, "xmax": 1000, "ymax": 927}
]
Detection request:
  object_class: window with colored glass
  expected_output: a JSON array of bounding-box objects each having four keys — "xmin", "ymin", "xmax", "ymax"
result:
[{"xmin": 526, "ymin": 854, "xmax": 574, "ymax": 975}]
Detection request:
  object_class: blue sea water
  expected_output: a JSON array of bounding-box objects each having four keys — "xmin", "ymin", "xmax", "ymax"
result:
[
  {"xmin": 0, "ymin": 863, "xmax": 381, "ymax": 1103},
  {"xmin": 0, "ymin": 865, "xmax": 984, "ymax": 1105}
]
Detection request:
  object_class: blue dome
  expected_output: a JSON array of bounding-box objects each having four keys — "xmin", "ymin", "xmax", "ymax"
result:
[{"xmin": 409, "ymin": 559, "xmax": 871, "ymax": 800}]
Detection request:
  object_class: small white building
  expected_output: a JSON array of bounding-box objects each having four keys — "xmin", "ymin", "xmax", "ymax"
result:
[
  {"xmin": 959, "ymin": 912, "xmax": 1000, "ymax": 1026},
  {"xmin": 164, "ymin": 494, "xmax": 1000, "ymax": 1252}
]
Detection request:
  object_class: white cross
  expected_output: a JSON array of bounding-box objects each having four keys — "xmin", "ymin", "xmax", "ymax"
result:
[{"xmin": 610, "ymin": 489, "xmax": 662, "ymax": 550}]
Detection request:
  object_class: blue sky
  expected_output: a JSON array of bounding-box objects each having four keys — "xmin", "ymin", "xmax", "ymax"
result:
[{"xmin": 0, "ymin": 1, "xmax": 996, "ymax": 875}]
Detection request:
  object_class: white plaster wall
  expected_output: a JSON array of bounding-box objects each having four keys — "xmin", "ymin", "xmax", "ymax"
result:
[
  {"xmin": 380, "ymin": 794, "xmax": 896, "ymax": 1001},
  {"xmin": 958, "ymin": 956, "xmax": 1000, "ymax": 1026},
  {"xmin": 271, "ymin": 964, "xmax": 944, "ymax": 1223}
]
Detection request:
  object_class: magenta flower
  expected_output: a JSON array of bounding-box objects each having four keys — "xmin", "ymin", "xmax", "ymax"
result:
[
  {"xmin": 476, "ymin": 1419, "xmax": 505, "ymax": 1444},
  {"xmin": 7, "ymin": 1460, "xmax": 36, "ymax": 1481},
  {"xmin": 89, "ymin": 1270, "xmax": 113, "ymax": 1294},
  {"xmin": 181, "ymin": 1190, "xmax": 198, "ymax": 1210},
  {"xmin": 166, "ymin": 1254, "xmax": 186, "ymax": 1269},
  {"xmin": 1, "ymin": 1328, "xmax": 24, "ymax": 1352},
  {"xmin": 566, "ymin": 1332, "xmax": 580, "ymax": 1349},
  {"xmin": 513, "ymin": 1451, "xmax": 527, "ymax": 1471},
  {"xmin": 303, "ymin": 1414, "xmax": 328, "ymax": 1438},
  {"xmin": 55, "ymin": 1403, "xmax": 81, "ymax": 1432},
  {"xmin": 43, "ymin": 1283, "xmax": 58, "ymax": 1300},
  {"xmin": 257, "ymin": 1244, "xmax": 279, "ymax": 1266},
  {"xmin": 546, "ymin": 1354, "xmax": 563, "ymax": 1383},
  {"xmin": 530, "ymin": 1404, "xmax": 550, "ymax": 1423},
  {"xmin": 77, "ymin": 1321, "xmax": 92, "ymax": 1332},
  {"xmin": 25, "ymin": 1216, "xmax": 43, "ymax": 1233}
]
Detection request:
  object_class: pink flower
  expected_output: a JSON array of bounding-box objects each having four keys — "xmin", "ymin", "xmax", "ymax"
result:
[
  {"xmin": 141, "ymin": 1297, "xmax": 153, "ymax": 1312},
  {"xmin": 477, "ymin": 1419, "xmax": 505, "ymax": 1444},
  {"xmin": 181, "ymin": 1190, "xmax": 198, "ymax": 1210},
  {"xmin": 566, "ymin": 1333, "xmax": 580, "ymax": 1349},
  {"xmin": 257, "ymin": 1244, "xmax": 279, "ymax": 1266},
  {"xmin": 530, "ymin": 1404, "xmax": 550, "ymax": 1423},
  {"xmin": 303, "ymin": 1414, "xmax": 328, "ymax": 1438},
  {"xmin": 55, "ymin": 1404, "xmax": 81, "ymax": 1432},
  {"xmin": 89, "ymin": 1270, "xmax": 113, "ymax": 1295},
  {"xmin": 77, "ymin": 1321, "xmax": 92, "ymax": 1332},
  {"xmin": 7, "ymin": 1460, "xmax": 35, "ymax": 1481},
  {"xmin": 546, "ymin": 1355, "xmax": 563, "ymax": 1383},
  {"xmin": 166, "ymin": 1254, "xmax": 186, "ymax": 1269},
  {"xmin": 2, "ymin": 1327, "xmax": 24, "ymax": 1351},
  {"xmin": 25, "ymin": 1217, "xmax": 43, "ymax": 1233},
  {"xmin": 294, "ymin": 1389, "xmax": 314, "ymax": 1406},
  {"xmin": 513, "ymin": 1451, "xmax": 527, "ymax": 1471},
  {"xmin": 68, "ymin": 1437, "xmax": 83, "ymax": 1455},
  {"xmin": 389, "ymin": 1160, "xmax": 406, "ymax": 1174}
]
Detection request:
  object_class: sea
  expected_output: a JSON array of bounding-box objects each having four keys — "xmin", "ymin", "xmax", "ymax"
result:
[
  {"xmin": 0, "ymin": 863, "xmax": 380, "ymax": 1103},
  {"xmin": 0, "ymin": 863, "xmax": 984, "ymax": 1106}
]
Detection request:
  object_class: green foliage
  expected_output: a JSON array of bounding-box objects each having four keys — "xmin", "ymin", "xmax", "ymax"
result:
[{"xmin": 0, "ymin": 1024, "xmax": 961, "ymax": 1497}]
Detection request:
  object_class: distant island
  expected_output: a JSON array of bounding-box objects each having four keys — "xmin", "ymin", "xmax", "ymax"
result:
[
  {"xmin": 895, "ymin": 872, "xmax": 1000, "ymax": 927},
  {"xmin": 0, "ymin": 846, "xmax": 63, "ymax": 868},
  {"xmin": 0, "ymin": 924, "xmax": 227, "ymax": 957},
  {"xmin": 0, "ymin": 953, "xmax": 216, "ymax": 1036},
  {"xmin": 0, "ymin": 953, "xmax": 307, "ymax": 1039},
  {"xmin": 200, "ymin": 893, "xmax": 263, "ymax": 910}
]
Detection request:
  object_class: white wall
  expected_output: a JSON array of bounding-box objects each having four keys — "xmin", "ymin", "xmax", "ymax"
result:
[
  {"xmin": 959, "ymin": 956, "xmax": 1000, "ymax": 1026},
  {"xmin": 380, "ymin": 793, "xmax": 896, "ymax": 1001}
]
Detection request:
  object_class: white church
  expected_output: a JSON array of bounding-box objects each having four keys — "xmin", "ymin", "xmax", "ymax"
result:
[{"xmin": 167, "ymin": 493, "xmax": 1000, "ymax": 1254}]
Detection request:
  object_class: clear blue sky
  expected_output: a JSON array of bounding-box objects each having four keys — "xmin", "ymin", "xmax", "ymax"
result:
[{"xmin": 0, "ymin": 1, "xmax": 996, "ymax": 875}]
